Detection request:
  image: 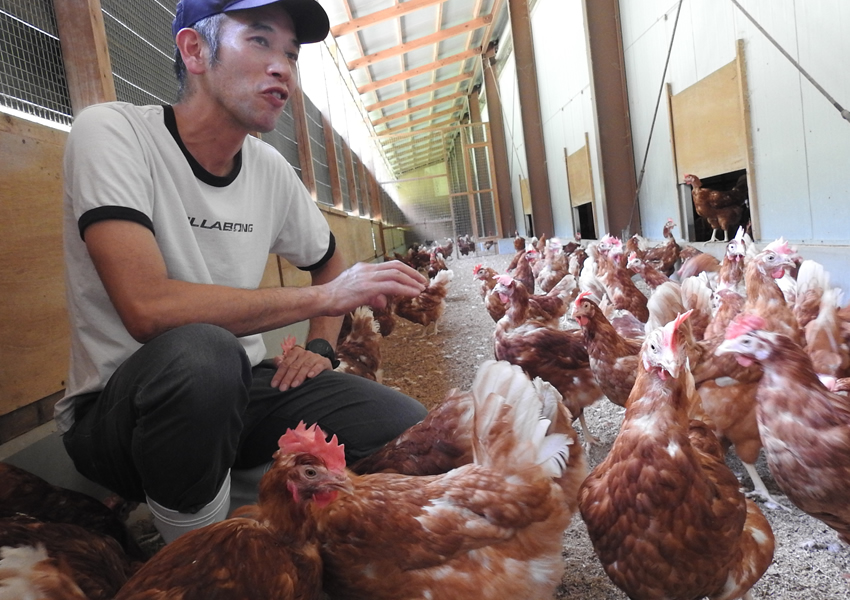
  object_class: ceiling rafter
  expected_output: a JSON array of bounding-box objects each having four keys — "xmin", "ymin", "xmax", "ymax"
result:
[
  {"xmin": 357, "ymin": 47, "xmax": 482, "ymax": 95},
  {"xmin": 346, "ymin": 14, "xmax": 492, "ymax": 71},
  {"xmin": 377, "ymin": 106, "xmax": 461, "ymax": 136},
  {"xmin": 327, "ymin": 0, "xmax": 508, "ymax": 176},
  {"xmin": 331, "ymin": 0, "xmax": 446, "ymax": 37},
  {"xmin": 365, "ymin": 72, "xmax": 472, "ymax": 112},
  {"xmin": 372, "ymin": 91, "xmax": 466, "ymax": 126}
]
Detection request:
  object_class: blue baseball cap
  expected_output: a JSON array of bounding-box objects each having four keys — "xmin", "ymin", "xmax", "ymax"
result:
[{"xmin": 172, "ymin": 0, "xmax": 330, "ymax": 43}]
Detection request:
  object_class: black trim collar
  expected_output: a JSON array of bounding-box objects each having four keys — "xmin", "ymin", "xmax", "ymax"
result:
[{"xmin": 163, "ymin": 105, "xmax": 242, "ymax": 187}]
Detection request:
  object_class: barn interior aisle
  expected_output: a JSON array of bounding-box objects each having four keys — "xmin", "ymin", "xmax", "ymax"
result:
[{"xmin": 378, "ymin": 248, "xmax": 850, "ymax": 600}]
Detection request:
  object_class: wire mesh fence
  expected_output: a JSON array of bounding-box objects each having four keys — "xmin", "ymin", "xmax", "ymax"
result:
[
  {"xmin": 0, "ymin": 0, "xmax": 72, "ymax": 126},
  {"xmin": 100, "ymin": 0, "xmax": 177, "ymax": 106},
  {"xmin": 378, "ymin": 122, "xmax": 499, "ymax": 253}
]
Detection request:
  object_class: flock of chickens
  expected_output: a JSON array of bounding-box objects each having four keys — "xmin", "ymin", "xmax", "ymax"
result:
[{"xmin": 2, "ymin": 224, "xmax": 850, "ymax": 599}]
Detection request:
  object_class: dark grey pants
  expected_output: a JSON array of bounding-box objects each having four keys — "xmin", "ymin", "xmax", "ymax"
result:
[{"xmin": 62, "ymin": 324, "xmax": 426, "ymax": 512}]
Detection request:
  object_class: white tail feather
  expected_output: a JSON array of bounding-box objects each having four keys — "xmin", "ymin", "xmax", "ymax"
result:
[{"xmin": 470, "ymin": 361, "xmax": 571, "ymax": 478}]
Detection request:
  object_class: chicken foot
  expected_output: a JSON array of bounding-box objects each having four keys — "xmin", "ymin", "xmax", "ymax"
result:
[{"xmin": 742, "ymin": 462, "xmax": 790, "ymax": 510}]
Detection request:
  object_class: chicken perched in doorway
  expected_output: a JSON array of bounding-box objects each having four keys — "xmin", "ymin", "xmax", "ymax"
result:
[
  {"xmin": 115, "ymin": 422, "xmax": 352, "ymax": 600},
  {"xmin": 394, "ymin": 269, "xmax": 453, "ymax": 335},
  {"xmin": 572, "ymin": 292, "xmax": 642, "ymax": 408},
  {"xmin": 314, "ymin": 360, "xmax": 587, "ymax": 600},
  {"xmin": 335, "ymin": 306, "xmax": 383, "ymax": 382},
  {"xmin": 580, "ymin": 313, "xmax": 775, "ymax": 600},
  {"xmin": 717, "ymin": 313, "xmax": 850, "ymax": 544},
  {"xmin": 684, "ymin": 173, "xmax": 748, "ymax": 242},
  {"xmin": 493, "ymin": 276, "xmax": 603, "ymax": 444}
]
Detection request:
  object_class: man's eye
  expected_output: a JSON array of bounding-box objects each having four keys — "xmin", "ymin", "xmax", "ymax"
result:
[
  {"xmin": 252, "ymin": 36, "xmax": 269, "ymax": 46},
  {"xmin": 286, "ymin": 52, "xmax": 299, "ymax": 62}
]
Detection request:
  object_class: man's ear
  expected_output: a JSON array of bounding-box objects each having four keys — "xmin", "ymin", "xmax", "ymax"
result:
[{"xmin": 175, "ymin": 28, "xmax": 208, "ymax": 75}]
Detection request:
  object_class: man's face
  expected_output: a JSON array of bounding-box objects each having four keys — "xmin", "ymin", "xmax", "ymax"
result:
[{"xmin": 202, "ymin": 5, "xmax": 300, "ymax": 133}]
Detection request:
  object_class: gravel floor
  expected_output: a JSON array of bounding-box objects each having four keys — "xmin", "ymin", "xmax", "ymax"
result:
[{"xmin": 380, "ymin": 248, "xmax": 850, "ymax": 600}]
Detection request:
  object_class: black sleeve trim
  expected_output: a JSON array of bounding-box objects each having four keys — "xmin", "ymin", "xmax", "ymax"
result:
[
  {"xmin": 78, "ymin": 206, "xmax": 154, "ymax": 240},
  {"xmin": 298, "ymin": 231, "xmax": 336, "ymax": 271}
]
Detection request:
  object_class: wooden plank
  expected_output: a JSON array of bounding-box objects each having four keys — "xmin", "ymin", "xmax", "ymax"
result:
[
  {"xmin": 0, "ymin": 115, "xmax": 69, "ymax": 416},
  {"xmin": 670, "ymin": 59, "xmax": 747, "ymax": 181},
  {"xmin": 53, "ymin": 0, "xmax": 116, "ymax": 114},
  {"xmin": 566, "ymin": 138, "xmax": 595, "ymax": 207},
  {"xmin": 372, "ymin": 92, "xmax": 466, "ymax": 126},
  {"xmin": 347, "ymin": 15, "xmax": 492, "ymax": 71},
  {"xmin": 331, "ymin": 0, "xmax": 446, "ymax": 37},
  {"xmin": 365, "ymin": 74, "xmax": 472, "ymax": 112},
  {"xmin": 736, "ymin": 39, "xmax": 759, "ymax": 239},
  {"xmin": 357, "ymin": 47, "xmax": 482, "ymax": 95}
]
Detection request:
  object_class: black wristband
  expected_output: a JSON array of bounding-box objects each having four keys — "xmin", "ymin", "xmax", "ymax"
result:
[{"xmin": 305, "ymin": 338, "xmax": 340, "ymax": 369}]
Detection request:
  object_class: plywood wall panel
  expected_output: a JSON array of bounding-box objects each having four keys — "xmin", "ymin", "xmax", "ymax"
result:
[{"xmin": 0, "ymin": 115, "xmax": 69, "ymax": 416}]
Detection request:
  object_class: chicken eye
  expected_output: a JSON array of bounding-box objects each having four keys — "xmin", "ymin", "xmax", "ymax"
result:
[{"xmin": 304, "ymin": 467, "xmax": 318, "ymax": 478}]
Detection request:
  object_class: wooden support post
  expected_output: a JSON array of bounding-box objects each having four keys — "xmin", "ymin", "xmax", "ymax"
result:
[
  {"xmin": 53, "ymin": 0, "xmax": 117, "ymax": 113},
  {"xmin": 482, "ymin": 43, "xmax": 514, "ymax": 238},
  {"xmin": 507, "ymin": 0, "xmax": 554, "ymax": 237},
  {"xmin": 582, "ymin": 0, "xmax": 638, "ymax": 238}
]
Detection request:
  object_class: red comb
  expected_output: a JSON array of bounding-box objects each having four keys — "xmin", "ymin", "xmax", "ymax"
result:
[
  {"xmin": 473, "ymin": 264, "xmax": 482, "ymax": 274},
  {"xmin": 497, "ymin": 273, "xmax": 514, "ymax": 286},
  {"xmin": 628, "ymin": 251, "xmax": 639, "ymax": 261},
  {"xmin": 725, "ymin": 313, "xmax": 767, "ymax": 339},
  {"xmin": 764, "ymin": 237, "xmax": 794, "ymax": 256},
  {"xmin": 661, "ymin": 310, "xmax": 692, "ymax": 351},
  {"xmin": 278, "ymin": 422, "xmax": 346, "ymax": 473},
  {"xmin": 575, "ymin": 290, "xmax": 592, "ymax": 308}
]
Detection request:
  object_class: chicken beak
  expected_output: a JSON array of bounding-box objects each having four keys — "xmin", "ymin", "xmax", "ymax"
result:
[{"xmin": 715, "ymin": 339, "xmax": 734, "ymax": 355}]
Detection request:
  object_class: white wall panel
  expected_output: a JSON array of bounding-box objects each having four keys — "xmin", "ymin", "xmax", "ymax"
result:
[
  {"xmin": 531, "ymin": 0, "xmax": 590, "ymax": 238},
  {"xmin": 618, "ymin": 0, "xmax": 850, "ymax": 245}
]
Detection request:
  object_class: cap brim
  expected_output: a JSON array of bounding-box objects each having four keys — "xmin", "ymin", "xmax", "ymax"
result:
[{"xmin": 224, "ymin": 0, "xmax": 329, "ymax": 43}]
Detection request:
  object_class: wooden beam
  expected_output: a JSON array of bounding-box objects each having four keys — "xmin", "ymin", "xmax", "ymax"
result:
[
  {"xmin": 508, "ymin": 0, "xmax": 554, "ymax": 237},
  {"xmin": 482, "ymin": 43, "xmax": 515, "ymax": 235},
  {"xmin": 377, "ymin": 106, "xmax": 461, "ymax": 136},
  {"xmin": 348, "ymin": 15, "xmax": 492, "ymax": 71},
  {"xmin": 372, "ymin": 92, "xmax": 466, "ymax": 126},
  {"xmin": 331, "ymin": 0, "xmax": 446, "ymax": 37},
  {"xmin": 357, "ymin": 47, "xmax": 482, "ymax": 94},
  {"xmin": 365, "ymin": 73, "xmax": 472, "ymax": 112},
  {"xmin": 583, "ymin": 0, "xmax": 638, "ymax": 238},
  {"xmin": 53, "ymin": 0, "xmax": 116, "ymax": 114}
]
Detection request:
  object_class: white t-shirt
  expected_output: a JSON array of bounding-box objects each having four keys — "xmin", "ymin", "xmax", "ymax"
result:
[{"xmin": 56, "ymin": 102, "xmax": 332, "ymax": 433}]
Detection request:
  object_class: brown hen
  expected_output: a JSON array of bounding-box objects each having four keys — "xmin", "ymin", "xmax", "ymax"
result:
[
  {"xmin": 493, "ymin": 276, "xmax": 603, "ymax": 444},
  {"xmin": 718, "ymin": 314, "xmax": 850, "ymax": 544},
  {"xmin": 115, "ymin": 424, "xmax": 352, "ymax": 600},
  {"xmin": 394, "ymin": 268, "xmax": 453, "ymax": 335},
  {"xmin": 572, "ymin": 292, "xmax": 642, "ymax": 408},
  {"xmin": 685, "ymin": 173, "xmax": 748, "ymax": 243},
  {"xmin": 316, "ymin": 360, "xmax": 587, "ymax": 600},
  {"xmin": 580, "ymin": 313, "xmax": 775, "ymax": 600}
]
